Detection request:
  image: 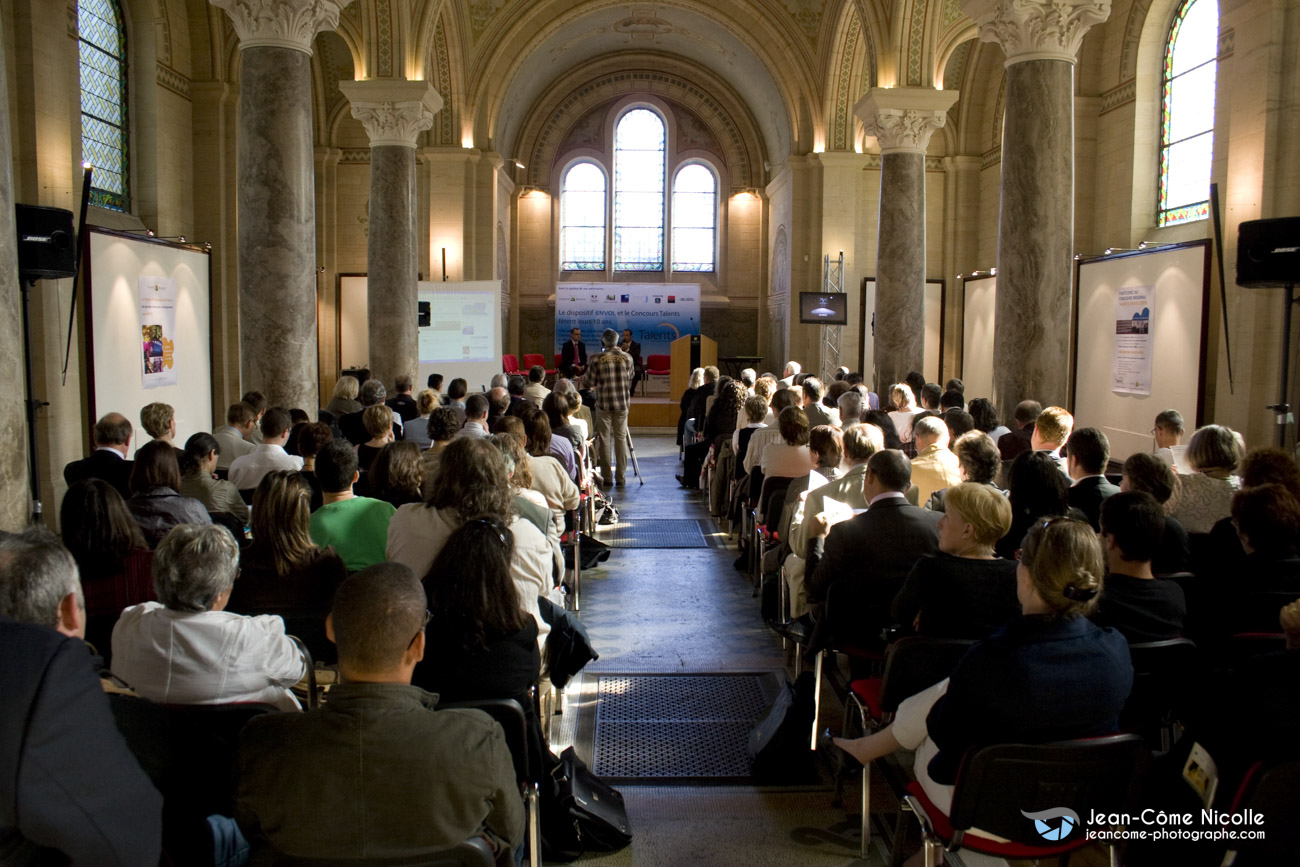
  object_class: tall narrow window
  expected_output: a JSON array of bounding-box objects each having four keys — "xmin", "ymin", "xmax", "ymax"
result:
[
  {"xmin": 560, "ymin": 162, "xmax": 607, "ymax": 270},
  {"xmin": 79, "ymin": 0, "xmax": 130, "ymax": 211},
  {"xmin": 1158, "ymin": 0, "xmax": 1218, "ymax": 226},
  {"xmin": 671, "ymin": 164, "xmax": 717, "ymax": 271},
  {"xmin": 613, "ymin": 108, "xmax": 665, "ymax": 271}
]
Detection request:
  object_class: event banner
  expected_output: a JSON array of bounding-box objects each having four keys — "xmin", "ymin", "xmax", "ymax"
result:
[
  {"xmin": 139, "ymin": 275, "xmax": 178, "ymax": 388},
  {"xmin": 1112, "ymin": 284, "xmax": 1153, "ymax": 395},
  {"xmin": 555, "ymin": 282, "xmax": 700, "ymax": 361}
]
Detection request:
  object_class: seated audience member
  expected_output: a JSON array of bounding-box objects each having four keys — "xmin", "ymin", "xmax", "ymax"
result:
[
  {"xmin": 939, "ymin": 390, "xmax": 965, "ymax": 414},
  {"xmin": 678, "ymin": 367, "xmax": 705, "ymax": 446},
  {"xmin": 516, "ymin": 413, "xmax": 579, "ymax": 528},
  {"xmin": 0, "ymin": 530, "xmax": 163, "ymax": 865},
  {"xmin": 63, "ymin": 412, "xmax": 135, "ymax": 497},
  {"xmin": 1223, "ymin": 484, "xmax": 1300, "ymax": 633},
  {"xmin": 1153, "ymin": 408, "xmax": 1188, "ymax": 471},
  {"xmin": 241, "ymin": 391, "xmax": 268, "ymax": 444},
  {"xmin": 235, "ymin": 563, "xmax": 523, "ymax": 862},
  {"xmin": 562, "ymin": 386, "xmax": 592, "ymax": 441},
  {"xmin": 490, "ymin": 428, "xmax": 555, "ymax": 536},
  {"xmin": 997, "ymin": 399, "xmax": 1042, "ymax": 462},
  {"xmin": 403, "ymin": 389, "xmax": 439, "ymax": 450},
  {"xmin": 340, "ymin": 379, "xmax": 401, "ymax": 445},
  {"xmin": 228, "ymin": 407, "xmax": 304, "ymax": 492},
  {"xmin": 830, "ymin": 519, "xmax": 1132, "ymax": 826},
  {"xmin": 524, "ymin": 365, "xmax": 551, "ymax": 408},
  {"xmin": 139, "ymin": 401, "xmax": 181, "ymax": 460},
  {"xmin": 920, "ymin": 383, "xmax": 943, "ymax": 412},
  {"xmin": 778, "ymin": 360, "xmax": 801, "ymax": 388},
  {"xmin": 863, "ymin": 409, "xmax": 904, "ymax": 451},
  {"xmin": 736, "ymin": 377, "xmax": 776, "ymax": 432},
  {"xmin": 995, "ymin": 450, "xmax": 1073, "ymax": 560},
  {"xmin": 1121, "ymin": 452, "xmax": 1190, "ymax": 575},
  {"xmin": 925, "ymin": 430, "xmax": 1003, "ymax": 512},
  {"xmin": 387, "ymin": 438, "xmax": 556, "ymax": 647},
  {"xmin": 968, "ymin": 397, "xmax": 1011, "ymax": 443},
  {"xmin": 427, "ymin": 372, "xmax": 444, "ymax": 398},
  {"xmin": 837, "ymin": 389, "xmax": 864, "ymax": 430},
  {"xmin": 385, "ymin": 374, "xmax": 419, "ymax": 422},
  {"xmin": 686, "ymin": 366, "xmax": 721, "ymax": 437},
  {"xmin": 544, "ymin": 391, "xmax": 583, "ymax": 455},
  {"xmin": 521, "ymin": 405, "xmax": 577, "ymax": 481},
  {"xmin": 1030, "ymin": 405, "xmax": 1073, "ymax": 477},
  {"xmin": 325, "ymin": 374, "xmax": 362, "ymax": 417},
  {"xmin": 112, "ymin": 523, "xmax": 305, "ymax": 710},
  {"xmin": 227, "ymin": 471, "xmax": 348, "ymax": 661},
  {"xmin": 213, "ymin": 402, "xmax": 258, "ymax": 469},
  {"xmin": 420, "ymin": 406, "xmax": 461, "ymax": 498},
  {"xmin": 907, "ymin": 416, "xmax": 963, "ymax": 507},
  {"xmin": 941, "ymin": 408, "xmax": 974, "ymax": 440},
  {"xmin": 294, "ymin": 421, "xmax": 333, "ymax": 511},
  {"xmin": 505, "ymin": 375, "xmax": 531, "ymax": 418},
  {"xmin": 445, "ymin": 377, "xmax": 469, "ymax": 427},
  {"xmin": 759, "ymin": 405, "xmax": 815, "ymax": 479},
  {"xmin": 903, "ymin": 371, "xmax": 926, "ymax": 404},
  {"xmin": 1091, "ymin": 492, "xmax": 1186, "ymax": 642},
  {"xmin": 742, "ymin": 387, "xmax": 801, "ymax": 475},
  {"xmin": 126, "ymin": 441, "xmax": 211, "ymax": 548},
  {"xmin": 368, "ymin": 441, "xmax": 424, "ymax": 508},
  {"xmin": 458, "ymin": 392, "xmax": 491, "ymax": 438},
  {"xmin": 733, "ymin": 395, "xmax": 769, "ymax": 466},
  {"xmin": 892, "ymin": 483, "xmax": 1020, "ymax": 639},
  {"xmin": 178, "ymin": 432, "xmax": 250, "ymax": 525},
  {"xmin": 1170, "ymin": 424, "xmax": 1243, "ymax": 534},
  {"xmin": 802, "ymin": 377, "xmax": 837, "ymax": 428},
  {"xmin": 678, "ymin": 378, "xmax": 746, "ymax": 489},
  {"xmin": 59, "ymin": 480, "xmax": 154, "ymax": 657},
  {"xmin": 356, "ymin": 404, "xmax": 397, "ymax": 475},
  {"xmin": 945, "ymin": 378, "xmax": 965, "ymax": 396},
  {"xmin": 1066, "ymin": 427, "xmax": 1120, "ymax": 530},
  {"xmin": 486, "ymin": 386, "xmax": 511, "ymax": 427},
  {"xmin": 887, "ymin": 382, "xmax": 923, "ymax": 446},
  {"xmin": 309, "ymin": 440, "xmax": 396, "ymax": 571}
]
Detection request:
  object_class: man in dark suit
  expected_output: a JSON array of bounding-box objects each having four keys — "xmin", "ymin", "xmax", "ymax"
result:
[
  {"xmin": 63, "ymin": 413, "xmax": 134, "ymax": 498},
  {"xmin": 385, "ymin": 374, "xmax": 419, "ymax": 422},
  {"xmin": 619, "ymin": 329, "xmax": 643, "ymax": 396},
  {"xmin": 998, "ymin": 399, "xmax": 1042, "ymax": 462},
  {"xmin": 1066, "ymin": 426, "xmax": 1120, "ymax": 530},
  {"xmin": 801, "ymin": 449, "xmax": 942, "ymax": 648},
  {"xmin": 0, "ymin": 530, "xmax": 162, "ymax": 864},
  {"xmin": 560, "ymin": 327, "xmax": 587, "ymax": 378}
]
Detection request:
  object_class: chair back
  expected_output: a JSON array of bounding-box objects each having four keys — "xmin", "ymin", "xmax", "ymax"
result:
[
  {"xmin": 269, "ymin": 837, "xmax": 497, "ymax": 866},
  {"xmin": 1122, "ymin": 638, "xmax": 1198, "ymax": 739},
  {"xmin": 503, "ymin": 354, "xmax": 520, "ymax": 374},
  {"xmin": 437, "ymin": 697, "xmax": 532, "ymax": 786},
  {"xmin": 756, "ymin": 475, "xmax": 795, "ymax": 526},
  {"xmin": 1227, "ymin": 759, "xmax": 1300, "ymax": 858},
  {"xmin": 522, "ymin": 353, "xmax": 546, "ymax": 371},
  {"xmin": 947, "ymin": 734, "xmax": 1149, "ymax": 845},
  {"xmin": 1232, "ymin": 589, "xmax": 1300, "ymax": 635},
  {"xmin": 553, "ymin": 353, "xmax": 562, "ymax": 371},
  {"xmin": 877, "ymin": 637, "xmax": 976, "ymax": 713},
  {"xmin": 646, "ymin": 354, "xmax": 670, "ymax": 374}
]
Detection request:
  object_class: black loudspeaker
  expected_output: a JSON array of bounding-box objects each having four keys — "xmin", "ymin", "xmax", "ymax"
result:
[
  {"xmin": 15, "ymin": 204, "xmax": 77, "ymax": 279},
  {"xmin": 1238, "ymin": 217, "xmax": 1300, "ymax": 288}
]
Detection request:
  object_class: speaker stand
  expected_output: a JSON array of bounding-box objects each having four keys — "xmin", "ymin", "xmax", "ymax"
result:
[
  {"xmin": 20, "ymin": 275, "xmax": 47, "ymax": 525},
  {"xmin": 1268, "ymin": 282, "xmax": 1298, "ymax": 449}
]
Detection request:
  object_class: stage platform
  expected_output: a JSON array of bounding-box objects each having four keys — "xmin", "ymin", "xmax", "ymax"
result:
[{"xmin": 629, "ymin": 396, "xmax": 680, "ymax": 428}]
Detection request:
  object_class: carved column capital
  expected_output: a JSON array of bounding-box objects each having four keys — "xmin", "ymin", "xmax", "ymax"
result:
[
  {"xmin": 961, "ymin": 0, "xmax": 1111, "ymax": 66},
  {"xmin": 854, "ymin": 87, "xmax": 959, "ymax": 155},
  {"xmin": 209, "ymin": 0, "xmax": 346, "ymax": 53},
  {"xmin": 339, "ymin": 80, "xmax": 442, "ymax": 148}
]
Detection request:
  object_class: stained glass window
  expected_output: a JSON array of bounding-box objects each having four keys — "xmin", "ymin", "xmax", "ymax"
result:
[
  {"xmin": 1158, "ymin": 0, "xmax": 1218, "ymax": 227},
  {"xmin": 613, "ymin": 108, "xmax": 665, "ymax": 271},
  {"xmin": 671, "ymin": 164, "xmax": 717, "ymax": 272},
  {"xmin": 79, "ymin": 0, "xmax": 129, "ymax": 211},
  {"xmin": 561, "ymin": 162, "xmax": 607, "ymax": 270}
]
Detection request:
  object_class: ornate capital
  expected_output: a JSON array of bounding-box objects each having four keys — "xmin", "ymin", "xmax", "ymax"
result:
[
  {"xmin": 209, "ymin": 0, "xmax": 346, "ymax": 53},
  {"xmin": 962, "ymin": 0, "xmax": 1111, "ymax": 66},
  {"xmin": 854, "ymin": 87, "xmax": 959, "ymax": 155},
  {"xmin": 339, "ymin": 80, "xmax": 442, "ymax": 148}
]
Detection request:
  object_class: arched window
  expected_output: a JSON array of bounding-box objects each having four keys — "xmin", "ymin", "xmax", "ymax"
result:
[
  {"xmin": 79, "ymin": 0, "xmax": 130, "ymax": 211},
  {"xmin": 560, "ymin": 162, "xmax": 607, "ymax": 270},
  {"xmin": 1158, "ymin": 0, "xmax": 1218, "ymax": 227},
  {"xmin": 613, "ymin": 108, "xmax": 665, "ymax": 271},
  {"xmin": 671, "ymin": 164, "xmax": 717, "ymax": 272}
]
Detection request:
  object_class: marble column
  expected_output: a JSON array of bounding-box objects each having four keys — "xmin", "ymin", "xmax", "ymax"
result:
[
  {"xmin": 210, "ymin": 0, "xmax": 345, "ymax": 411},
  {"xmin": 339, "ymin": 81, "xmax": 441, "ymax": 389},
  {"xmin": 964, "ymin": 0, "xmax": 1110, "ymax": 410},
  {"xmin": 0, "ymin": 29, "xmax": 28, "ymax": 530},
  {"xmin": 855, "ymin": 88, "xmax": 957, "ymax": 390}
]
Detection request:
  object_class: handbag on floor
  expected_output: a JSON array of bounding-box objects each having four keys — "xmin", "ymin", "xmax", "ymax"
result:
[{"xmin": 540, "ymin": 747, "xmax": 632, "ymax": 861}]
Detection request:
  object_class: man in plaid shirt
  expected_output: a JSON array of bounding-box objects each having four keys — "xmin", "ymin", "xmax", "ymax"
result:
[{"xmin": 584, "ymin": 328, "xmax": 634, "ymax": 487}]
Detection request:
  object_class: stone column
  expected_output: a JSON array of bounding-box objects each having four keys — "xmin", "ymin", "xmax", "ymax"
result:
[
  {"xmin": 210, "ymin": 0, "xmax": 345, "ymax": 411},
  {"xmin": 0, "ymin": 29, "xmax": 29, "ymax": 530},
  {"xmin": 855, "ymin": 88, "xmax": 957, "ymax": 390},
  {"xmin": 963, "ymin": 0, "xmax": 1110, "ymax": 410},
  {"xmin": 339, "ymin": 81, "xmax": 440, "ymax": 389}
]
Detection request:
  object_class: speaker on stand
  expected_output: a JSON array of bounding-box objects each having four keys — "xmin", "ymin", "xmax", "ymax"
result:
[{"xmin": 1237, "ymin": 217, "xmax": 1300, "ymax": 448}]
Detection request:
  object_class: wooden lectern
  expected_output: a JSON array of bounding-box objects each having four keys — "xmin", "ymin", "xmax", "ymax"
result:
[{"xmin": 669, "ymin": 334, "xmax": 716, "ymax": 400}]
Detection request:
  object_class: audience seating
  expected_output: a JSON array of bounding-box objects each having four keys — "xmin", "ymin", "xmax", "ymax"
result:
[
  {"xmin": 550, "ymin": 354, "xmax": 561, "ymax": 379},
  {"xmin": 750, "ymin": 476, "xmax": 794, "ymax": 588},
  {"xmin": 643, "ymin": 354, "xmax": 670, "ymax": 395},
  {"xmin": 1221, "ymin": 758, "xmax": 1300, "ymax": 863},
  {"xmin": 900, "ymin": 734, "xmax": 1150, "ymax": 867},
  {"xmin": 1123, "ymin": 638, "xmax": 1198, "ymax": 751},
  {"xmin": 503, "ymin": 354, "xmax": 520, "ymax": 375},
  {"xmin": 268, "ymin": 838, "xmax": 497, "ymax": 866},
  {"xmin": 522, "ymin": 353, "xmax": 546, "ymax": 373}
]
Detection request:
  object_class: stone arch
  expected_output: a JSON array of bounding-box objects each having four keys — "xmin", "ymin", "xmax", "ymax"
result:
[
  {"xmin": 824, "ymin": 0, "xmax": 869, "ymax": 153},
  {"xmin": 425, "ymin": 2, "xmax": 464, "ymax": 147}
]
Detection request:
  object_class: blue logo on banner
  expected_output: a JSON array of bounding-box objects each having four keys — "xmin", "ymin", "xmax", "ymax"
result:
[
  {"xmin": 621, "ymin": 295, "xmax": 630, "ymax": 303},
  {"xmin": 1021, "ymin": 808, "xmax": 1080, "ymax": 841}
]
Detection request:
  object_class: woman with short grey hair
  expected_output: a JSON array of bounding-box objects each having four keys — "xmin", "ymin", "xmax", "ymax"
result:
[{"xmin": 111, "ymin": 523, "xmax": 305, "ymax": 710}]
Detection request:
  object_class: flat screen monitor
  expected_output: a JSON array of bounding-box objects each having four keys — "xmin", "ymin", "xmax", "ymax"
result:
[{"xmin": 799, "ymin": 292, "xmax": 847, "ymax": 325}]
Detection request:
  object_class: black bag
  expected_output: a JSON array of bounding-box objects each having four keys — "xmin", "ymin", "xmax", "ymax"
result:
[
  {"xmin": 759, "ymin": 570, "xmax": 780, "ymax": 623},
  {"xmin": 563, "ymin": 533, "xmax": 611, "ymax": 571},
  {"xmin": 538, "ymin": 597, "xmax": 599, "ymax": 689},
  {"xmin": 540, "ymin": 747, "xmax": 632, "ymax": 861},
  {"xmin": 749, "ymin": 672, "xmax": 818, "ymax": 783}
]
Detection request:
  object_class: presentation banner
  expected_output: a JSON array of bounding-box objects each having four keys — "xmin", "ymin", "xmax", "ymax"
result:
[
  {"xmin": 1112, "ymin": 284, "xmax": 1153, "ymax": 395},
  {"xmin": 555, "ymin": 282, "xmax": 700, "ymax": 361},
  {"xmin": 139, "ymin": 275, "xmax": 177, "ymax": 388}
]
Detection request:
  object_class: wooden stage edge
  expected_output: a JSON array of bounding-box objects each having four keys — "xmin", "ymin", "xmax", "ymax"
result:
[{"xmin": 627, "ymin": 395, "xmax": 680, "ymax": 428}]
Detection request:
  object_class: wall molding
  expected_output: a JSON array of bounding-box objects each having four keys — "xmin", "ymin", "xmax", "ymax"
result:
[
  {"xmin": 1100, "ymin": 79, "xmax": 1136, "ymax": 115},
  {"xmin": 156, "ymin": 63, "xmax": 191, "ymax": 99}
]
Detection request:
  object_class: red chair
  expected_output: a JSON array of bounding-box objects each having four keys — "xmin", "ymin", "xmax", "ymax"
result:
[
  {"xmin": 522, "ymin": 353, "xmax": 546, "ymax": 374},
  {"xmin": 503, "ymin": 354, "xmax": 520, "ymax": 375},
  {"xmin": 550, "ymin": 353, "xmax": 562, "ymax": 379},
  {"xmin": 644, "ymin": 354, "xmax": 671, "ymax": 395}
]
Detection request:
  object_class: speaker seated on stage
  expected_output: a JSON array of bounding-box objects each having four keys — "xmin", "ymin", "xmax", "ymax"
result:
[{"xmin": 560, "ymin": 327, "xmax": 587, "ymax": 378}]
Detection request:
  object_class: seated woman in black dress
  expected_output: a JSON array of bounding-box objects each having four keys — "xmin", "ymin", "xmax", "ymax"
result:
[
  {"xmin": 891, "ymin": 483, "xmax": 1020, "ymax": 639},
  {"xmin": 831, "ymin": 518, "xmax": 1132, "ymax": 833},
  {"xmin": 1220, "ymin": 484, "xmax": 1300, "ymax": 634}
]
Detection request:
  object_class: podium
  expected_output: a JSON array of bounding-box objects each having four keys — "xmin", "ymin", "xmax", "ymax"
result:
[{"xmin": 669, "ymin": 334, "xmax": 716, "ymax": 400}]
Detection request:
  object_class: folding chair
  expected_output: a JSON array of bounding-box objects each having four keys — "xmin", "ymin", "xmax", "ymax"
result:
[{"xmin": 750, "ymin": 475, "xmax": 794, "ymax": 588}]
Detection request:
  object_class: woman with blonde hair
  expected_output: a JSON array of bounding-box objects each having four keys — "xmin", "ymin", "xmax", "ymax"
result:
[
  {"xmin": 404, "ymin": 389, "xmax": 439, "ymax": 449},
  {"xmin": 356, "ymin": 404, "xmax": 395, "ymax": 476},
  {"xmin": 887, "ymin": 382, "xmax": 923, "ymax": 445},
  {"xmin": 829, "ymin": 518, "xmax": 1132, "ymax": 844},
  {"xmin": 325, "ymin": 374, "xmax": 362, "ymax": 417},
  {"xmin": 1169, "ymin": 423, "xmax": 1243, "ymax": 533}
]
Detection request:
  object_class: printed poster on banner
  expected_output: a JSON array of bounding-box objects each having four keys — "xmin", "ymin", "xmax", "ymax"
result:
[
  {"xmin": 1112, "ymin": 284, "xmax": 1153, "ymax": 396},
  {"xmin": 555, "ymin": 283, "xmax": 701, "ymax": 360},
  {"xmin": 139, "ymin": 275, "xmax": 178, "ymax": 388}
]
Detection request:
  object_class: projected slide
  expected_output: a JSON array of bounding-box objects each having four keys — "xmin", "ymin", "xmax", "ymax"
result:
[{"xmin": 419, "ymin": 289, "xmax": 497, "ymax": 363}]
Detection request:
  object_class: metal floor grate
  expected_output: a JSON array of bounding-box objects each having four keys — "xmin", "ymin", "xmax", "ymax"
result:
[
  {"xmin": 591, "ymin": 674, "xmax": 770, "ymax": 780},
  {"xmin": 601, "ymin": 518, "xmax": 711, "ymax": 549}
]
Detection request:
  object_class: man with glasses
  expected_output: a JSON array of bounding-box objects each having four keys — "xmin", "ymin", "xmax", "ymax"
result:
[{"xmin": 236, "ymin": 562, "xmax": 523, "ymax": 863}]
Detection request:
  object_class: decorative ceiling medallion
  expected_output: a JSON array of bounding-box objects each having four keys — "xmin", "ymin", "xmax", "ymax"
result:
[{"xmin": 614, "ymin": 8, "xmax": 673, "ymax": 41}]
